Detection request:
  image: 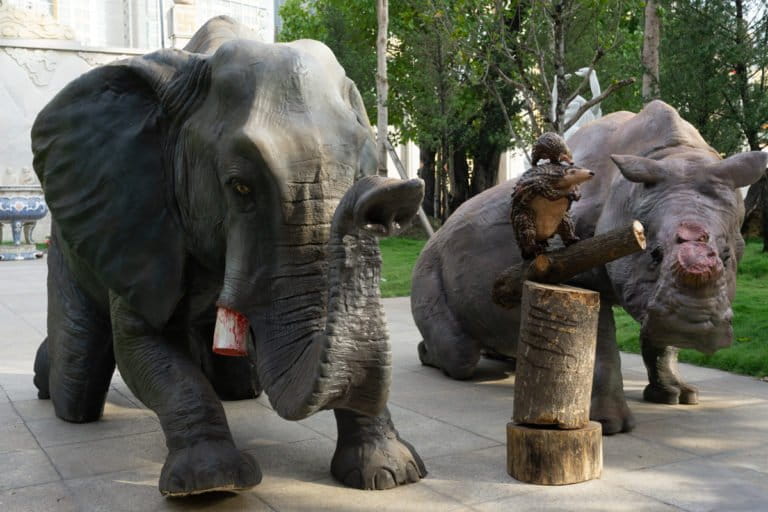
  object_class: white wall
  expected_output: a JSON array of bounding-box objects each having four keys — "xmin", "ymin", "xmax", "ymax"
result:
[{"xmin": 0, "ymin": 0, "xmax": 275, "ymax": 242}]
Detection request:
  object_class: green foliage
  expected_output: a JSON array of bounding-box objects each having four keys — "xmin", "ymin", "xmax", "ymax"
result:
[
  {"xmin": 278, "ymin": 1, "xmax": 378, "ymax": 122},
  {"xmin": 659, "ymin": 0, "xmax": 768, "ymax": 153}
]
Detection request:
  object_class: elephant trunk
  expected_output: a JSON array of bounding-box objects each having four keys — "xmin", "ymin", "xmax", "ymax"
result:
[
  {"xmin": 253, "ymin": 176, "xmax": 424, "ymax": 420},
  {"xmin": 213, "ymin": 173, "xmax": 283, "ymax": 356}
]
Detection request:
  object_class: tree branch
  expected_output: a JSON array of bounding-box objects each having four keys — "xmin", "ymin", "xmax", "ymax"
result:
[
  {"xmin": 563, "ymin": 78, "xmax": 636, "ymax": 133},
  {"xmin": 564, "ymin": 47, "xmax": 605, "ymax": 107},
  {"xmin": 488, "ymin": 82, "xmax": 531, "ymax": 163}
]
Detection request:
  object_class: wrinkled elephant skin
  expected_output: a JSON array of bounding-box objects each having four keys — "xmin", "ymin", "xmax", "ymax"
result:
[
  {"xmin": 31, "ymin": 17, "xmax": 426, "ymax": 497},
  {"xmin": 411, "ymin": 100, "xmax": 767, "ymax": 434}
]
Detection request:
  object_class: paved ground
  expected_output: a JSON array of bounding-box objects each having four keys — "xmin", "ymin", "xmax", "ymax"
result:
[{"xmin": 0, "ymin": 259, "xmax": 767, "ymax": 511}]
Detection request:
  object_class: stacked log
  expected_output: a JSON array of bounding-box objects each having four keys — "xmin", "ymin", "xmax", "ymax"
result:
[{"xmin": 506, "ymin": 281, "xmax": 602, "ymax": 485}]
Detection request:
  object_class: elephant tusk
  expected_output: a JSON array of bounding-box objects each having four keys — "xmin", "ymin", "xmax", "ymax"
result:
[{"xmin": 213, "ymin": 307, "xmax": 249, "ymax": 357}]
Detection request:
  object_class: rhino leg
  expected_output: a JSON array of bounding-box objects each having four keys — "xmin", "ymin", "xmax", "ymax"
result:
[
  {"xmin": 331, "ymin": 407, "xmax": 426, "ymax": 490},
  {"xmin": 591, "ymin": 301, "xmax": 636, "ymax": 434},
  {"xmin": 641, "ymin": 344, "xmax": 699, "ymax": 405},
  {"xmin": 413, "ymin": 263, "xmax": 480, "ymax": 379}
]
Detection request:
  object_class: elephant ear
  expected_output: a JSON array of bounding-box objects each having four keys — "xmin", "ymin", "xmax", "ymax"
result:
[{"xmin": 32, "ymin": 51, "xmax": 196, "ymax": 329}]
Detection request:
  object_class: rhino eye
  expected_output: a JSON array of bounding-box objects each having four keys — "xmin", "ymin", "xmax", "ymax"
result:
[
  {"xmin": 721, "ymin": 246, "xmax": 731, "ymax": 262},
  {"xmin": 650, "ymin": 246, "xmax": 663, "ymax": 264}
]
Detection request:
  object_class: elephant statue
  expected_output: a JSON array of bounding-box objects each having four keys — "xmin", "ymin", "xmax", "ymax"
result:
[
  {"xmin": 411, "ymin": 100, "xmax": 767, "ymax": 434},
  {"xmin": 31, "ymin": 17, "xmax": 426, "ymax": 497}
]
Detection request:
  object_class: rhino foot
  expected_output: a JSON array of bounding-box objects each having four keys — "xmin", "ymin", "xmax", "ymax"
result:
[
  {"xmin": 418, "ymin": 340, "xmax": 476, "ymax": 380},
  {"xmin": 159, "ymin": 439, "xmax": 261, "ymax": 497},
  {"xmin": 643, "ymin": 383, "xmax": 699, "ymax": 405},
  {"xmin": 331, "ymin": 408, "xmax": 426, "ymax": 490},
  {"xmin": 590, "ymin": 394, "xmax": 636, "ymax": 435}
]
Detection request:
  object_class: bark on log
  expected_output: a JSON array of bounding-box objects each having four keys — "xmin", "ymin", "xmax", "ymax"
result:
[
  {"xmin": 507, "ymin": 421, "xmax": 603, "ymax": 485},
  {"xmin": 493, "ymin": 220, "xmax": 646, "ymax": 308},
  {"xmin": 513, "ymin": 282, "xmax": 600, "ymax": 428}
]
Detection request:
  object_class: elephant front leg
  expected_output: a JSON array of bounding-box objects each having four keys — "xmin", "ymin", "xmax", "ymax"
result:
[
  {"xmin": 331, "ymin": 407, "xmax": 426, "ymax": 490},
  {"xmin": 641, "ymin": 343, "xmax": 698, "ymax": 405},
  {"xmin": 109, "ymin": 293, "xmax": 261, "ymax": 497},
  {"xmin": 590, "ymin": 301, "xmax": 636, "ymax": 434}
]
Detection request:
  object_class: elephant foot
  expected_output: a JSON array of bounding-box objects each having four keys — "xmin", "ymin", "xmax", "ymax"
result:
[
  {"xmin": 331, "ymin": 409, "xmax": 426, "ymax": 490},
  {"xmin": 590, "ymin": 394, "xmax": 636, "ymax": 435},
  {"xmin": 33, "ymin": 338, "xmax": 50, "ymax": 400},
  {"xmin": 643, "ymin": 382, "xmax": 699, "ymax": 405},
  {"xmin": 160, "ymin": 440, "xmax": 261, "ymax": 497}
]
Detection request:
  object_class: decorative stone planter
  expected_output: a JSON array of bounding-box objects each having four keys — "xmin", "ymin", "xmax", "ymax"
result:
[{"xmin": 0, "ymin": 186, "xmax": 47, "ymax": 261}]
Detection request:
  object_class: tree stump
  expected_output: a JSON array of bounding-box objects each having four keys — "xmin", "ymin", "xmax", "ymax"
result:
[
  {"xmin": 507, "ymin": 422, "xmax": 602, "ymax": 485},
  {"xmin": 507, "ymin": 281, "xmax": 603, "ymax": 485},
  {"xmin": 513, "ymin": 282, "xmax": 600, "ymax": 429}
]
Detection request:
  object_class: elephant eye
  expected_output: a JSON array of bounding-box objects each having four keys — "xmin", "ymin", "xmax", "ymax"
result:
[{"xmin": 233, "ymin": 182, "xmax": 251, "ymax": 195}]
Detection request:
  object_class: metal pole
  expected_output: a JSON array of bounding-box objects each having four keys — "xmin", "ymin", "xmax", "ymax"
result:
[{"xmin": 158, "ymin": 0, "xmax": 165, "ymax": 49}]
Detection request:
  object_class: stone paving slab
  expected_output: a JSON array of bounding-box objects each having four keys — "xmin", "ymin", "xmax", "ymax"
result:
[{"xmin": 0, "ymin": 260, "xmax": 767, "ymax": 511}]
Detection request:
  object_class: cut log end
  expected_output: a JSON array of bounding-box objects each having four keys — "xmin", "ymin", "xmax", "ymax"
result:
[
  {"xmin": 633, "ymin": 220, "xmax": 646, "ymax": 250},
  {"xmin": 507, "ymin": 422, "xmax": 603, "ymax": 485}
]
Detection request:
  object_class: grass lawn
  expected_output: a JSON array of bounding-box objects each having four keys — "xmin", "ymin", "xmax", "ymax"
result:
[
  {"xmin": 381, "ymin": 236, "xmax": 768, "ymax": 378},
  {"xmin": 380, "ymin": 237, "xmax": 427, "ymax": 298}
]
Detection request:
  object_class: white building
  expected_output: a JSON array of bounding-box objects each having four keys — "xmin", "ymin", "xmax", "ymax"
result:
[{"xmin": 0, "ymin": 0, "xmax": 276, "ymax": 240}]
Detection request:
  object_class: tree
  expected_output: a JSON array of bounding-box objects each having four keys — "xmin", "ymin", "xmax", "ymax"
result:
[
  {"xmin": 376, "ymin": 0, "xmax": 389, "ymax": 175},
  {"xmin": 278, "ymin": 1, "xmax": 645, "ymax": 219},
  {"xmin": 460, "ymin": 1, "xmax": 639, "ymax": 138},
  {"xmin": 642, "ymin": 0, "xmax": 661, "ymax": 102}
]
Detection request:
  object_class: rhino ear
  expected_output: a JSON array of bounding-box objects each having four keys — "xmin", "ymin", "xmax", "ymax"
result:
[
  {"xmin": 32, "ymin": 53, "xmax": 198, "ymax": 329},
  {"xmin": 707, "ymin": 151, "xmax": 767, "ymax": 188},
  {"xmin": 610, "ymin": 154, "xmax": 668, "ymax": 184}
]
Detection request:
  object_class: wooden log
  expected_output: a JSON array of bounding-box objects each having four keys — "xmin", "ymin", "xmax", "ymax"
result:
[
  {"xmin": 493, "ymin": 220, "xmax": 646, "ymax": 309},
  {"xmin": 507, "ymin": 422, "xmax": 603, "ymax": 485},
  {"xmin": 513, "ymin": 282, "xmax": 599, "ymax": 428}
]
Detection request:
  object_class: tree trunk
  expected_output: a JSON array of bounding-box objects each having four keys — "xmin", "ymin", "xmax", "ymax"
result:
[
  {"xmin": 417, "ymin": 147, "xmax": 436, "ymax": 217},
  {"xmin": 507, "ymin": 421, "xmax": 602, "ymax": 485},
  {"xmin": 513, "ymin": 282, "xmax": 600, "ymax": 429},
  {"xmin": 471, "ymin": 147, "xmax": 502, "ymax": 196},
  {"xmin": 742, "ymin": 174, "xmax": 767, "ymax": 241},
  {"xmin": 551, "ymin": 0, "xmax": 568, "ymax": 134},
  {"xmin": 375, "ymin": 0, "xmax": 388, "ymax": 176},
  {"xmin": 642, "ymin": 0, "xmax": 661, "ymax": 103},
  {"xmin": 449, "ymin": 149, "xmax": 471, "ymax": 213}
]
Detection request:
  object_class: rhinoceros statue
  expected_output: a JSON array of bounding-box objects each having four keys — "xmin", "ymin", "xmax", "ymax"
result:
[{"xmin": 411, "ymin": 100, "xmax": 767, "ymax": 434}]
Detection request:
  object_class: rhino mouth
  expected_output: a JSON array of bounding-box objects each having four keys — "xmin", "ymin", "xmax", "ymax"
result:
[{"xmin": 639, "ymin": 278, "xmax": 734, "ymax": 353}]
